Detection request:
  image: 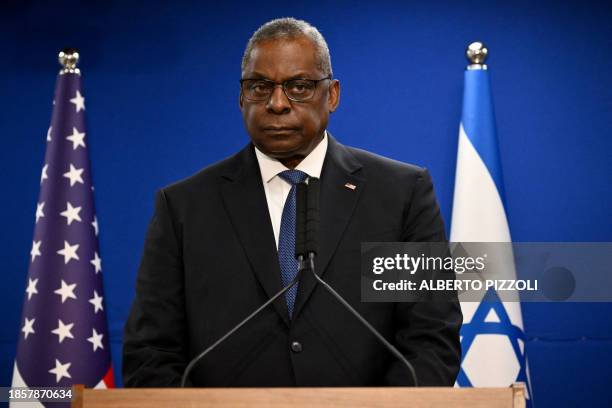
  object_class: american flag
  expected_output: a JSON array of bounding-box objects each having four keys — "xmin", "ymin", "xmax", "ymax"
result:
[{"xmin": 11, "ymin": 64, "xmax": 114, "ymax": 405}]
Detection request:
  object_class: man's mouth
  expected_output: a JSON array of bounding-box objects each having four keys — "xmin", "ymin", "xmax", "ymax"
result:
[{"xmin": 262, "ymin": 126, "xmax": 300, "ymax": 132}]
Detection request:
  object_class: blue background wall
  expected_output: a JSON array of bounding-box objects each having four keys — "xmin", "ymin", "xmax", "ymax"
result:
[{"xmin": 1, "ymin": 1, "xmax": 611, "ymax": 406}]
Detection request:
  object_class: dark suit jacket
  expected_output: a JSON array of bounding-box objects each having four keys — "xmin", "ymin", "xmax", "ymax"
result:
[{"xmin": 123, "ymin": 135, "xmax": 462, "ymax": 387}]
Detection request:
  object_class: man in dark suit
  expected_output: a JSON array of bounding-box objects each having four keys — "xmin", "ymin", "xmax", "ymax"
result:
[{"xmin": 123, "ymin": 17, "xmax": 462, "ymax": 387}]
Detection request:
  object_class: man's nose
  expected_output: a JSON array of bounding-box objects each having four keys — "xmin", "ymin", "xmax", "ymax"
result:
[{"xmin": 266, "ymin": 85, "xmax": 291, "ymax": 114}]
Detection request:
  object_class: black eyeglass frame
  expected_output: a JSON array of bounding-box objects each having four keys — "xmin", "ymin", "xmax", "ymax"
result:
[{"xmin": 239, "ymin": 76, "xmax": 332, "ymax": 102}]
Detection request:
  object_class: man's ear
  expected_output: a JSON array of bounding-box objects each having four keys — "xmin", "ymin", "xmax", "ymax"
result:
[
  {"xmin": 328, "ymin": 79, "xmax": 340, "ymax": 113},
  {"xmin": 239, "ymin": 91, "xmax": 244, "ymax": 110}
]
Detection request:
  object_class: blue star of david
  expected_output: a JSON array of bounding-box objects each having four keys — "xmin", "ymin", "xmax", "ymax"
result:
[{"xmin": 457, "ymin": 288, "xmax": 530, "ymax": 391}]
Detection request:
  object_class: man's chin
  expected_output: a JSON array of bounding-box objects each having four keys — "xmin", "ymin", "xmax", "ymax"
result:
[{"xmin": 253, "ymin": 140, "xmax": 304, "ymax": 159}]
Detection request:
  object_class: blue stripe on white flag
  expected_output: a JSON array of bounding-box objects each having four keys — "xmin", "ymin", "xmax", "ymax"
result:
[{"xmin": 461, "ymin": 69, "xmax": 506, "ymax": 201}]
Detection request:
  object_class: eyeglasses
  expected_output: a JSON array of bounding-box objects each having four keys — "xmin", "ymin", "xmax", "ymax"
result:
[{"xmin": 240, "ymin": 76, "xmax": 331, "ymax": 102}]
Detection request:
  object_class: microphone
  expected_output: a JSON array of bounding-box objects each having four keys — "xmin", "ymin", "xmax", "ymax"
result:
[
  {"xmin": 295, "ymin": 182, "xmax": 308, "ymax": 261},
  {"xmin": 304, "ymin": 178, "xmax": 320, "ymax": 258},
  {"xmin": 301, "ymin": 178, "xmax": 419, "ymax": 386}
]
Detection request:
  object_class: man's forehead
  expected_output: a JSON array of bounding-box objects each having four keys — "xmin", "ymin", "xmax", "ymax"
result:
[{"xmin": 243, "ymin": 37, "xmax": 322, "ymax": 79}]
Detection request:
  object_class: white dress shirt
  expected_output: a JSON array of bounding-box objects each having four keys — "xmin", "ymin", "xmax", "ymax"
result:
[{"xmin": 254, "ymin": 131, "xmax": 328, "ymax": 248}]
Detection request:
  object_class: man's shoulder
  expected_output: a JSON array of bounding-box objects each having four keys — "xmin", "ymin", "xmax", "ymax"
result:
[
  {"xmin": 160, "ymin": 148, "xmax": 243, "ymax": 199},
  {"xmin": 340, "ymin": 143, "xmax": 428, "ymax": 180}
]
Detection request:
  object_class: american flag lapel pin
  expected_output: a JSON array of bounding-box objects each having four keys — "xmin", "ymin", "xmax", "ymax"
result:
[{"xmin": 344, "ymin": 182, "xmax": 356, "ymax": 190}]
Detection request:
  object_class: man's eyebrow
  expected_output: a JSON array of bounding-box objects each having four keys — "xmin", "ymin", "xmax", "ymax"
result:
[
  {"xmin": 285, "ymin": 72, "xmax": 315, "ymax": 80},
  {"xmin": 247, "ymin": 72, "xmax": 268, "ymax": 79}
]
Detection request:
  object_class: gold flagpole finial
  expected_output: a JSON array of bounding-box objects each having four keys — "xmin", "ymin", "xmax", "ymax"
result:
[
  {"xmin": 466, "ymin": 42, "xmax": 488, "ymax": 70},
  {"xmin": 58, "ymin": 48, "xmax": 80, "ymax": 75}
]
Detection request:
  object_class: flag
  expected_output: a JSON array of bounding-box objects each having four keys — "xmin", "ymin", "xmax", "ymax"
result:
[
  {"xmin": 450, "ymin": 52, "xmax": 532, "ymax": 402},
  {"xmin": 12, "ymin": 56, "xmax": 114, "ymax": 406}
]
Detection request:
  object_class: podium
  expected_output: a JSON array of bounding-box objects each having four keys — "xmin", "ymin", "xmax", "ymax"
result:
[{"xmin": 72, "ymin": 383, "xmax": 526, "ymax": 407}]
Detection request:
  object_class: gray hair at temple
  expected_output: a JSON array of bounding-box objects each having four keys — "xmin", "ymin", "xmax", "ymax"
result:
[{"xmin": 241, "ymin": 18, "xmax": 333, "ymax": 78}]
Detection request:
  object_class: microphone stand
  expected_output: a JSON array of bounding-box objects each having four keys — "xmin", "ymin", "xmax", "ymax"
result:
[{"xmin": 181, "ymin": 179, "xmax": 419, "ymax": 387}]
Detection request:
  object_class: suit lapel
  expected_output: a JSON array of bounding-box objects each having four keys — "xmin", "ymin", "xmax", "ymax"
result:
[
  {"xmin": 292, "ymin": 135, "xmax": 365, "ymax": 320},
  {"xmin": 220, "ymin": 144, "xmax": 290, "ymax": 327}
]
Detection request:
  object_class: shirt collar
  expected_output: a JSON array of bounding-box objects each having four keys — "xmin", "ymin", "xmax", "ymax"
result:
[{"xmin": 254, "ymin": 131, "xmax": 328, "ymax": 183}]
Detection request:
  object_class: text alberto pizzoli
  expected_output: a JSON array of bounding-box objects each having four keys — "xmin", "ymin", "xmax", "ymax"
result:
[{"xmin": 370, "ymin": 254, "xmax": 538, "ymax": 292}]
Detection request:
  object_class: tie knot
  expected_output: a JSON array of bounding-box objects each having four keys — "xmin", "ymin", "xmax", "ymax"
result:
[{"xmin": 278, "ymin": 169, "xmax": 309, "ymax": 185}]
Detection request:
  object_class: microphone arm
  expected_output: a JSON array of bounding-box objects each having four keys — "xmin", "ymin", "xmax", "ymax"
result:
[
  {"xmin": 180, "ymin": 272, "xmax": 301, "ymax": 387},
  {"xmin": 305, "ymin": 253, "xmax": 419, "ymax": 386}
]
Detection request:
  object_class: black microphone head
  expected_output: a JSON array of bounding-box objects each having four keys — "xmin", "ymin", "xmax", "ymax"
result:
[
  {"xmin": 305, "ymin": 178, "xmax": 320, "ymax": 256},
  {"xmin": 295, "ymin": 182, "xmax": 307, "ymax": 259}
]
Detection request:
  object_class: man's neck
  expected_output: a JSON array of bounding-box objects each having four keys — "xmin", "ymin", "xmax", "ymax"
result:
[{"xmin": 279, "ymin": 156, "xmax": 302, "ymax": 169}]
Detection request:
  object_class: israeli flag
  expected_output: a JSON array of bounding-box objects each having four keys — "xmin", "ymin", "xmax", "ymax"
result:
[{"xmin": 450, "ymin": 54, "xmax": 532, "ymax": 402}]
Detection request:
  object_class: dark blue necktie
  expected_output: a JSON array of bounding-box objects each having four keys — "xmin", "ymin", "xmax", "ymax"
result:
[{"xmin": 278, "ymin": 169, "xmax": 308, "ymax": 318}]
